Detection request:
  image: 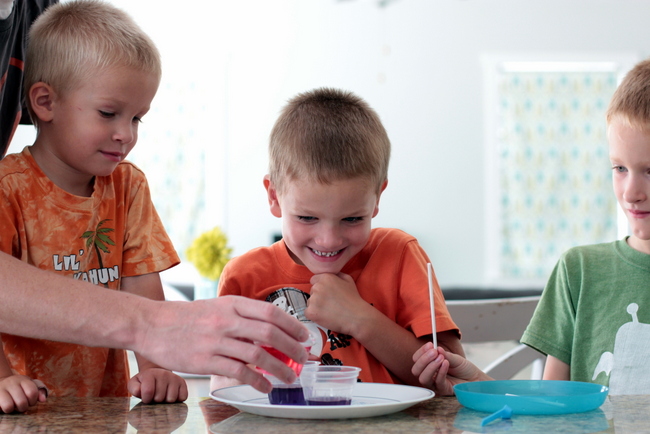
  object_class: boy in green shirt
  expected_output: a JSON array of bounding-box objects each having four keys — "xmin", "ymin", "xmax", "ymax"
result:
[{"xmin": 413, "ymin": 58, "xmax": 650, "ymax": 396}]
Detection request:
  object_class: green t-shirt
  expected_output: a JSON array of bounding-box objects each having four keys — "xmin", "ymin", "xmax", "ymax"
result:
[{"xmin": 521, "ymin": 238, "xmax": 650, "ymax": 395}]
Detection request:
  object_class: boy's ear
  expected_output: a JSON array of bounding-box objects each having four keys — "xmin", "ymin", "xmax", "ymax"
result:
[
  {"xmin": 29, "ymin": 82, "xmax": 56, "ymax": 123},
  {"xmin": 372, "ymin": 179, "xmax": 389, "ymax": 218},
  {"xmin": 263, "ymin": 175, "xmax": 282, "ymax": 218}
]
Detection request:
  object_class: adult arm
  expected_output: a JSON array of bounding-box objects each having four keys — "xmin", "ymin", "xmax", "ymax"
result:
[{"xmin": 0, "ymin": 251, "xmax": 308, "ymax": 392}]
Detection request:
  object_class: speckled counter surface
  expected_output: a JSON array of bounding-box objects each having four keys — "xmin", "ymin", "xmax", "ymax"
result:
[{"xmin": 0, "ymin": 394, "xmax": 644, "ymax": 433}]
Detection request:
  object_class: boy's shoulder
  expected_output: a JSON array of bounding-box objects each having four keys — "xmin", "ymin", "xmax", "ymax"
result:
[
  {"xmin": 113, "ymin": 159, "xmax": 145, "ymax": 177},
  {"xmin": 0, "ymin": 148, "xmax": 33, "ymax": 185},
  {"xmin": 226, "ymin": 242, "xmax": 282, "ymax": 273},
  {"xmin": 221, "ymin": 241, "xmax": 301, "ymax": 286},
  {"xmin": 557, "ymin": 239, "xmax": 649, "ymax": 275},
  {"xmin": 366, "ymin": 227, "xmax": 418, "ymax": 248},
  {"xmin": 106, "ymin": 160, "xmax": 149, "ymax": 187},
  {"xmin": 561, "ymin": 239, "xmax": 621, "ymax": 262}
]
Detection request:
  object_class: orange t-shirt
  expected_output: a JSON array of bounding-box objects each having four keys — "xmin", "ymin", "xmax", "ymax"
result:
[
  {"xmin": 0, "ymin": 147, "xmax": 179, "ymax": 397},
  {"xmin": 218, "ymin": 227, "xmax": 458, "ymax": 384}
]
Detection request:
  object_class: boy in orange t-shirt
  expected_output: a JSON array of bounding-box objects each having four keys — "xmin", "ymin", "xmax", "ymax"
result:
[
  {"xmin": 215, "ymin": 88, "xmax": 462, "ymax": 391},
  {"xmin": 0, "ymin": 1, "xmax": 186, "ymax": 412}
]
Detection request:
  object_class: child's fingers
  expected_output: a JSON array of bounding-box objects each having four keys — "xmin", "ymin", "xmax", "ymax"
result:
[
  {"xmin": 138, "ymin": 374, "xmax": 156, "ymax": 404},
  {"xmin": 411, "ymin": 344, "xmax": 439, "ymax": 378},
  {"xmin": 128, "ymin": 374, "xmax": 144, "ymax": 400},
  {"xmin": 412, "ymin": 341, "xmax": 434, "ymax": 362},
  {"xmin": 4, "ymin": 385, "xmax": 31, "ymax": 413},
  {"xmin": 136, "ymin": 370, "xmax": 189, "ymax": 403},
  {"xmin": 412, "ymin": 351, "xmax": 444, "ymax": 388},
  {"xmin": 31, "ymin": 379, "xmax": 48, "ymax": 402},
  {"xmin": 418, "ymin": 355, "xmax": 445, "ymax": 388},
  {"xmin": 0, "ymin": 376, "xmax": 47, "ymax": 413},
  {"xmin": 162, "ymin": 382, "xmax": 184, "ymax": 403},
  {"xmin": 174, "ymin": 380, "xmax": 189, "ymax": 402},
  {"xmin": 157, "ymin": 375, "xmax": 188, "ymax": 403},
  {"xmin": 0, "ymin": 389, "xmax": 17, "ymax": 413},
  {"xmin": 151, "ymin": 378, "xmax": 167, "ymax": 403},
  {"xmin": 15, "ymin": 378, "xmax": 43, "ymax": 411},
  {"xmin": 434, "ymin": 359, "xmax": 455, "ymax": 396}
]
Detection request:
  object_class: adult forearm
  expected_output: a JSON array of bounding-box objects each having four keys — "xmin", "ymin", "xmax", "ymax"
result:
[
  {"xmin": 1, "ymin": 251, "xmax": 310, "ymax": 392},
  {"xmin": 0, "ymin": 251, "xmax": 140, "ymax": 349}
]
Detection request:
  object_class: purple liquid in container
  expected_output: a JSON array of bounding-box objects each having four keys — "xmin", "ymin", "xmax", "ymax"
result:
[
  {"xmin": 268, "ymin": 386, "xmax": 306, "ymax": 405},
  {"xmin": 306, "ymin": 397, "xmax": 352, "ymax": 406}
]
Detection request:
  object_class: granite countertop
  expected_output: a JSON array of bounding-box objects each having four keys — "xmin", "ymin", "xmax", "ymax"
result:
[{"xmin": 0, "ymin": 394, "xmax": 645, "ymax": 433}]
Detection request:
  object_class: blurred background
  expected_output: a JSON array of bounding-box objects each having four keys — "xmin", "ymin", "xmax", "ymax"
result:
[{"xmin": 10, "ymin": 0, "xmax": 647, "ymax": 291}]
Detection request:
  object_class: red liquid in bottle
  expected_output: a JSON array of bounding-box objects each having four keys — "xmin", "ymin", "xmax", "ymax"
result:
[{"xmin": 261, "ymin": 345, "xmax": 308, "ymax": 375}]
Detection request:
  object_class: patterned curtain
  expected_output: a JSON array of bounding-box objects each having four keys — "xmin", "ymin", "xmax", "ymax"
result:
[{"xmin": 495, "ymin": 69, "xmax": 618, "ymax": 280}]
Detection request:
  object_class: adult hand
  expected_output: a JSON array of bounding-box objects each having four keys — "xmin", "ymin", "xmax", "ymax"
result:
[{"xmin": 135, "ymin": 296, "xmax": 309, "ymax": 393}]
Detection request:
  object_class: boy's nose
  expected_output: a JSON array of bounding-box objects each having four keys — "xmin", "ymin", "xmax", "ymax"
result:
[
  {"xmin": 623, "ymin": 176, "xmax": 647, "ymax": 203},
  {"xmin": 315, "ymin": 225, "xmax": 343, "ymax": 248},
  {"xmin": 113, "ymin": 122, "xmax": 136, "ymax": 145}
]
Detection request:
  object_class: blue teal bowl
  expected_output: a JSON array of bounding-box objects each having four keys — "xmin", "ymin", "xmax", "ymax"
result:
[{"xmin": 454, "ymin": 380, "xmax": 609, "ymax": 415}]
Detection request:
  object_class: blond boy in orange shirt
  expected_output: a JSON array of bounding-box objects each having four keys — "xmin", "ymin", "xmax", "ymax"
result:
[{"xmin": 0, "ymin": 0, "xmax": 187, "ymax": 412}]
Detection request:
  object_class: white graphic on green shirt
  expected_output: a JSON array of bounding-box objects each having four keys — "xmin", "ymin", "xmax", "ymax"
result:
[{"xmin": 592, "ymin": 303, "xmax": 650, "ymax": 395}]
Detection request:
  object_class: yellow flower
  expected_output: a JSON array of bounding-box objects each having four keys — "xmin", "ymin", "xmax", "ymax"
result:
[{"xmin": 185, "ymin": 227, "xmax": 232, "ymax": 281}]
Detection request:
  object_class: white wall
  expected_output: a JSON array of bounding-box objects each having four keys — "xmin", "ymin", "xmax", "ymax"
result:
[
  {"xmin": 206, "ymin": 0, "xmax": 650, "ymax": 288},
  {"xmin": 12, "ymin": 0, "xmax": 650, "ymax": 288}
]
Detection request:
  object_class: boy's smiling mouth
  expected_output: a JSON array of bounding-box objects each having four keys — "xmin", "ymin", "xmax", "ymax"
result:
[
  {"xmin": 100, "ymin": 151, "xmax": 124, "ymax": 162},
  {"xmin": 628, "ymin": 209, "xmax": 650, "ymax": 218},
  {"xmin": 310, "ymin": 248, "xmax": 343, "ymax": 258}
]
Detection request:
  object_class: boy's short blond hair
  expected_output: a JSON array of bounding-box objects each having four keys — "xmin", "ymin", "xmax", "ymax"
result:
[
  {"xmin": 24, "ymin": 0, "xmax": 161, "ymax": 126},
  {"xmin": 607, "ymin": 58, "xmax": 650, "ymax": 130},
  {"xmin": 269, "ymin": 88, "xmax": 391, "ymax": 193}
]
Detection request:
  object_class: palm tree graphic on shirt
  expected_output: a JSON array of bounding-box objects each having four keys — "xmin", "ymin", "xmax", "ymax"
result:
[{"xmin": 80, "ymin": 219, "xmax": 115, "ymax": 288}]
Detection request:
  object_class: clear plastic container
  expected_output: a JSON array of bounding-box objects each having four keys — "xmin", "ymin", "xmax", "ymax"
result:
[{"xmin": 300, "ymin": 365, "xmax": 361, "ymax": 406}]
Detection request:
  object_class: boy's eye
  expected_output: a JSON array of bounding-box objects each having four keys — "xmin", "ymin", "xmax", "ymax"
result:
[
  {"xmin": 343, "ymin": 217, "xmax": 363, "ymax": 223},
  {"xmin": 298, "ymin": 216, "xmax": 316, "ymax": 222},
  {"xmin": 132, "ymin": 116, "xmax": 143, "ymax": 124},
  {"xmin": 612, "ymin": 165, "xmax": 627, "ymax": 173},
  {"xmin": 99, "ymin": 110, "xmax": 115, "ymax": 118}
]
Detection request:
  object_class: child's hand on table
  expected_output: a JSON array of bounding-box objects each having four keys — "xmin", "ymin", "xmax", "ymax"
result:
[
  {"xmin": 412, "ymin": 342, "xmax": 492, "ymax": 396},
  {"xmin": 128, "ymin": 368, "xmax": 188, "ymax": 403},
  {"xmin": 0, "ymin": 374, "xmax": 47, "ymax": 413}
]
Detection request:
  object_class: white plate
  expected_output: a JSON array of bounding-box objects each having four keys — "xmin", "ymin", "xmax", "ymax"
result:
[{"xmin": 210, "ymin": 383, "xmax": 434, "ymax": 419}]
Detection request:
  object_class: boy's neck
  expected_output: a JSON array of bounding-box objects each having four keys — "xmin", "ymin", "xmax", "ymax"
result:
[
  {"xmin": 626, "ymin": 236, "xmax": 650, "ymax": 255},
  {"xmin": 29, "ymin": 144, "xmax": 95, "ymax": 197}
]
